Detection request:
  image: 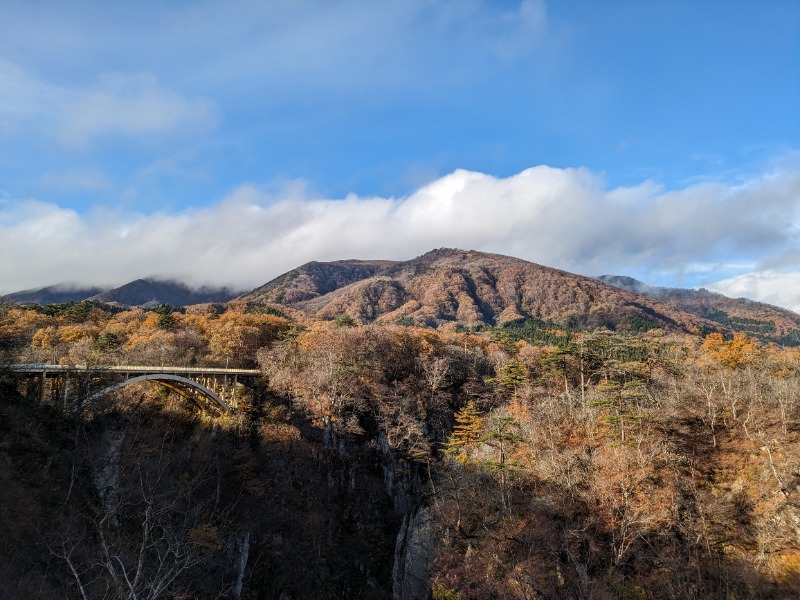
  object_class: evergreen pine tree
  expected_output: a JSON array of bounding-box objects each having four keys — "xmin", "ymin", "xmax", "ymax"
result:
[{"xmin": 444, "ymin": 401, "xmax": 484, "ymax": 463}]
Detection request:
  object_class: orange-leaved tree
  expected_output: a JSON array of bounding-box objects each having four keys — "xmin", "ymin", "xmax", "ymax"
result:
[{"xmin": 701, "ymin": 332, "xmax": 760, "ymax": 369}]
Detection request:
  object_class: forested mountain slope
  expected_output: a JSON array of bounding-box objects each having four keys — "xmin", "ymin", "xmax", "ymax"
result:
[
  {"xmin": 599, "ymin": 274, "xmax": 800, "ymax": 345},
  {"xmin": 3, "ymin": 299, "xmax": 800, "ymax": 598},
  {"xmin": 241, "ymin": 259, "xmax": 398, "ymax": 305},
  {"xmin": 9, "ymin": 251, "xmax": 799, "ymax": 345},
  {"xmin": 244, "ymin": 249, "xmax": 725, "ymax": 335}
]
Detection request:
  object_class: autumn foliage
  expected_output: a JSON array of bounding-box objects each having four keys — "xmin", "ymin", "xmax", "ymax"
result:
[{"xmin": 2, "ymin": 298, "xmax": 800, "ymax": 599}]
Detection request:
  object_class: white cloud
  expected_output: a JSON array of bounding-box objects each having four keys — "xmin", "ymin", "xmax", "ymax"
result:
[
  {"xmin": 709, "ymin": 272, "xmax": 800, "ymax": 314},
  {"xmin": 2, "ymin": 164, "xmax": 800, "ymax": 312}
]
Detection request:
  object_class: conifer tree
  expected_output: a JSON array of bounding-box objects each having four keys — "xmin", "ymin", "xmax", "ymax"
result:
[
  {"xmin": 482, "ymin": 414, "xmax": 524, "ymax": 512},
  {"xmin": 444, "ymin": 401, "xmax": 484, "ymax": 463},
  {"xmin": 486, "ymin": 360, "xmax": 528, "ymax": 399}
]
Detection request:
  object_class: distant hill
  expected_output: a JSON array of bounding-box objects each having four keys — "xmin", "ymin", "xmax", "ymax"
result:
[
  {"xmin": 240, "ymin": 248, "xmax": 725, "ymax": 335},
  {"xmin": 4, "ymin": 279, "xmax": 239, "ymax": 309},
  {"xmin": 597, "ymin": 275, "xmax": 800, "ymax": 345},
  {"xmin": 88, "ymin": 279, "xmax": 239, "ymax": 308},
  {"xmin": 3, "ymin": 284, "xmax": 108, "ymax": 305}
]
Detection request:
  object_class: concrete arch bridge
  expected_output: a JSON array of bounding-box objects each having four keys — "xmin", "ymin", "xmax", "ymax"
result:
[{"xmin": 7, "ymin": 364, "xmax": 261, "ymax": 414}]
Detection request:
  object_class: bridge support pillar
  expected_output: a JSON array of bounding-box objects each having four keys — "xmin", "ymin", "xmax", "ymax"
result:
[{"xmin": 62, "ymin": 373, "xmax": 70, "ymax": 411}]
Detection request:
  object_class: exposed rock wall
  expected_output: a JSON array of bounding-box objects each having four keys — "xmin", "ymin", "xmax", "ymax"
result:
[
  {"xmin": 378, "ymin": 430, "xmax": 433, "ymax": 599},
  {"xmin": 91, "ymin": 426, "xmax": 124, "ymax": 526},
  {"xmin": 392, "ymin": 507, "xmax": 433, "ymax": 600}
]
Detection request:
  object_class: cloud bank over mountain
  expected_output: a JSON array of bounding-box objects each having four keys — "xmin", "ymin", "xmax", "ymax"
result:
[{"xmin": 3, "ymin": 163, "xmax": 799, "ymax": 311}]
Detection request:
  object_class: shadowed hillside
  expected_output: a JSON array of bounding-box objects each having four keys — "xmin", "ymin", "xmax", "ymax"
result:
[
  {"xmin": 88, "ymin": 279, "xmax": 239, "ymax": 308},
  {"xmin": 4, "ymin": 284, "xmax": 108, "ymax": 305}
]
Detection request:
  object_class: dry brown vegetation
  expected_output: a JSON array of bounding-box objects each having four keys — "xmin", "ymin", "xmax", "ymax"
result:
[
  {"xmin": 2, "ymin": 283, "xmax": 800, "ymax": 598},
  {"xmin": 237, "ymin": 249, "xmax": 733, "ymax": 334},
  {"xmin": 258, "ymin": 321, "xmax": 800, "ymax": 599},
  {"xmin": 242, "ymin": 259, "xmax": 398, "ymax": 305},
  {"xmin": 599, "ymin": 276, "xmax": 800, "ymax": 345}
]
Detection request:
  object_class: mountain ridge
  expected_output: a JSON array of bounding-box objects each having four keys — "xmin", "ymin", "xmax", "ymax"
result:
[
  {"xmin": 6, "ymin": 251, "xmax": 799, "ymax": 344},
  {"xmin": 89, "ymin": 278, "xmax": 240, "ymax": 308},
  {"xmin": 3, "ymin": 279, "xmax": 239, "ymax": 309},
  {"xmin": 598, "ymin": 274, "xmax": 800, "ymax": 344},
  {"xmin": 3, "ymin": 284, "xmax": 108, "ymax": 305},
  {"xmin": 242, "ymin": 249, "xmax": 730, "ymax": 335},
  {"xmin": 241, "ymin": 259, "xmax": 397, "ymax": 305}
]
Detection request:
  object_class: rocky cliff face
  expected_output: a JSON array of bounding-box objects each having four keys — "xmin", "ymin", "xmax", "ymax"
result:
[
  {"xmin": 393, "ymin": 507, "xmax": 433, "ymax": 600},
  {"xmin": 376, "ymin": 429, "xmax": 433, "ymax": 599},
  {"xmin": 91, "ymin": 426, "xmax": 124, "ymax": 527}
]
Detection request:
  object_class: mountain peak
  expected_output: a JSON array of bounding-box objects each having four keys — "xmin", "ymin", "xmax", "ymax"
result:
[
  {"xmin": 239, "ymin": 249, "xmax": 725, "ymax": 333},
  {"xmin": 89, "ymin": 279, "xmax": 238, "ymax": 308}
]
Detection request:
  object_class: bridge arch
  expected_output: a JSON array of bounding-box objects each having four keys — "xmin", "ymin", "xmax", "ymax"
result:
[{"xmin": 90, "ymin": 374, "xmax": 230, "ymax": 413}]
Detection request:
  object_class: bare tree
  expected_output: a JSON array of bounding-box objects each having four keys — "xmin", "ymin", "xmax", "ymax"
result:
[{"xmin": 54, "ymin": 415, "xmax": 227, "ymax": 600}]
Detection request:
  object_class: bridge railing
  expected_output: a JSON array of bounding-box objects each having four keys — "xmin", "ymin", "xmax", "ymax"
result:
[
  {"xmin": 8, "ymin": 363, "xmax": 262, "ymax": 413},
  {"xmin": 9, "ymin": 364, "xmax": 261, "ymax": 376}
]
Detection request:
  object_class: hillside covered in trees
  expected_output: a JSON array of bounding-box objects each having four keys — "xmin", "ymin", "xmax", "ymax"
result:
[
  {"xmin": 3, "ymin": 251, "xmax": 800, "ymax": 599},
  {"xmin": 240, "ymin": 249, "xmax": 800, "ymax": 346},
  {"xmin": 598, "ymin": 275, "xmax": 800, "ymax": 346}
]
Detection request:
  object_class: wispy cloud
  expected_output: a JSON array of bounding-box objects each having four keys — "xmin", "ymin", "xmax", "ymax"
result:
[
  {"xmin": 188, "ymin": 0, "xmax": 557, "ymax": 89},
  {"xmin": 38, "ymin": 169, "xmax": 114, "ymax": 193},
  {"xmin": 1, "ymin": 1, "xmax": 559, "ymax": 102},
  {"xmin": 58, "ymin": 73, "xmax": 218, "ymax": 148},
  {"xmin": 0, "ymin": 59, "xmax": 63, "ymax": 131},
  {"xmin": 0, "ymin": 61, "xmax": 218, "ymax": 147},
  {"xmin": 3, "ymin": 164, "xmax": 799, "ymax": 311}
]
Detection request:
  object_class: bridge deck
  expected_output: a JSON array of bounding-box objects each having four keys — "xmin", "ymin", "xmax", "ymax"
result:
[
  {"xmin": 8, "ymin": 364, "xmax": 261, "ymax": 413},
  {"xmin": 9, "ymin": 364, "xmax": 261, "ymax": 376}
]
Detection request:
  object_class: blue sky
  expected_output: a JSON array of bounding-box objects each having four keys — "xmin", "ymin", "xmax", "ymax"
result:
[{"xmin": 2, "ymin": 1, "xmax": 800, "ymax": 310}]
